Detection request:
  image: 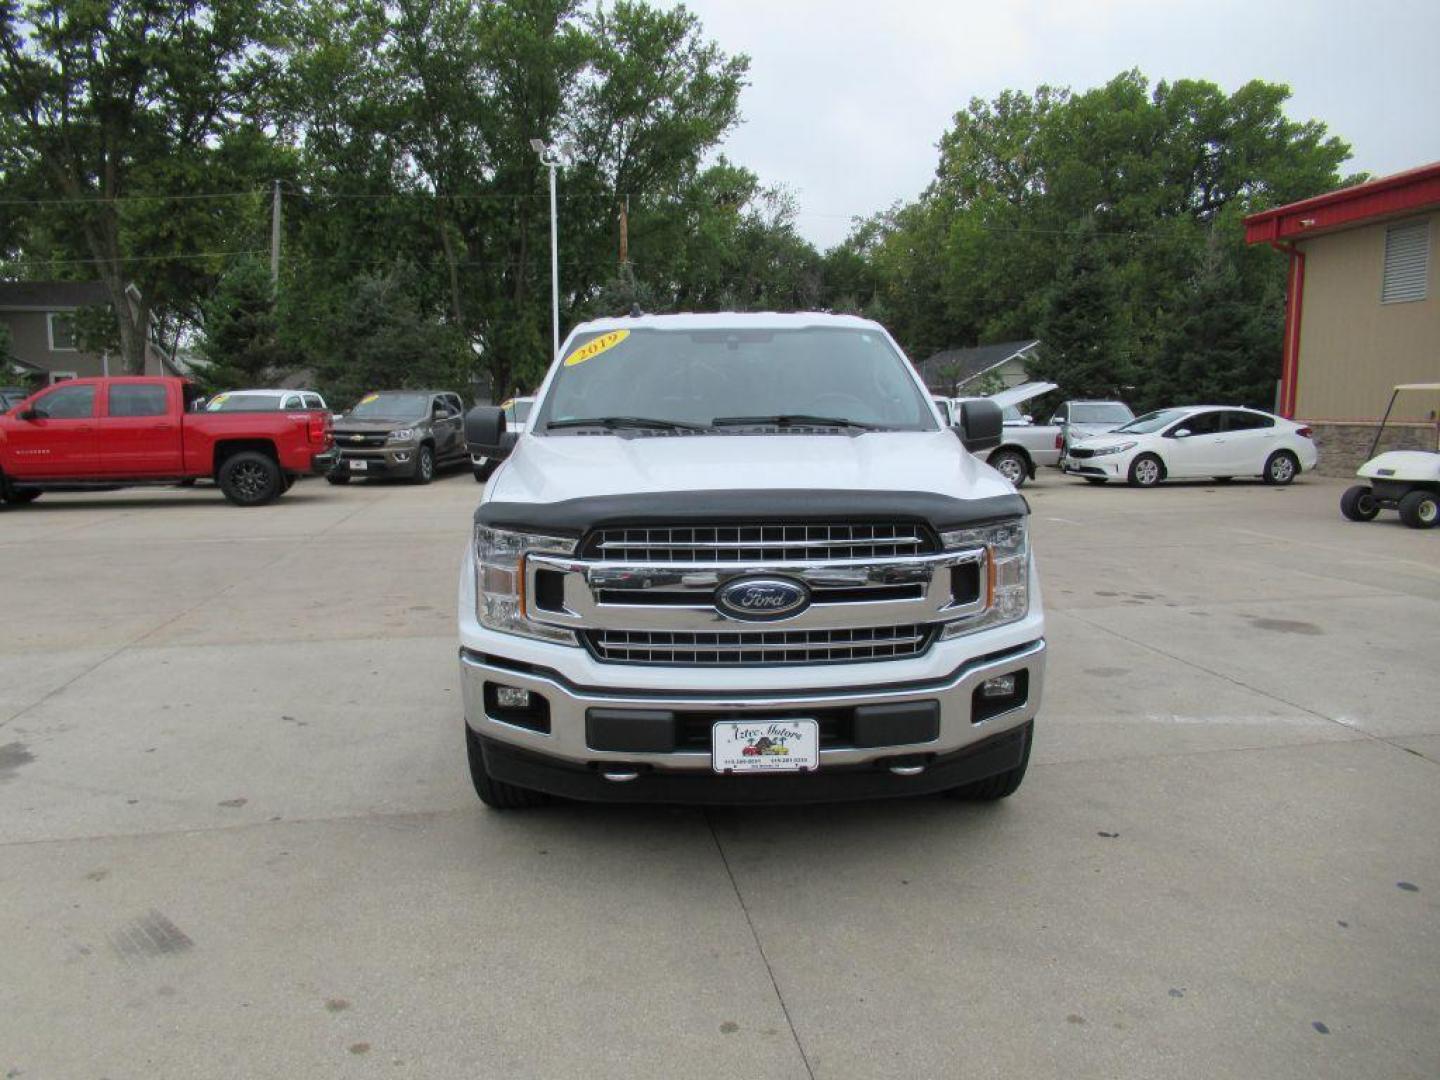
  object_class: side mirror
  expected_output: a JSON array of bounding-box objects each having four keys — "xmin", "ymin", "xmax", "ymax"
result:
[
  {"xmin": 17, "ymin": 408, "xmax": 39, "ymax": 421},
  {"xmin": 956, "ymin": 399, "xmax": 1003, "ymax": 453},
  {"xmin": 1050, "ymin": 416, "xmax": 1065, "ymax": 426},
  {"xmin": 464, "ymin": 405, "xmax": 507, "ymax": 456},
  {"xmin": 1021, "ymin": 413, "xmax": 1034, "ymax": 425},
  {"xmin": 1172, "ymin": 428, "xmax": 1191, "ymax": 439}
]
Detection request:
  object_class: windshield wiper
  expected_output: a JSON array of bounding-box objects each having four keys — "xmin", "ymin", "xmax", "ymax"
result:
[
  {"xmin": 546, "ymin": 416, "xmax": 709, "ymax": 432},
  {"xmin": 710, "ymin": 414, "xmax": 884, "ymax": 431}
]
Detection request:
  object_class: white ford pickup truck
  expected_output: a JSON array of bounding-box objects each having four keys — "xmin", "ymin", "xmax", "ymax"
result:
[{"xmin": 458, "ymin": 313, "xmax": 1046, "ymax": 808}]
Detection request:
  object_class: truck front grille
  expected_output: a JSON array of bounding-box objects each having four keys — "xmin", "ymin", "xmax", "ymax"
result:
[
  {"xmin": 583, "ymin": 523, "xmax": 937, "ymax": 563},
  {"xmin": 583, "ymin": 625, "xmax": 935, "ymax": 666}
]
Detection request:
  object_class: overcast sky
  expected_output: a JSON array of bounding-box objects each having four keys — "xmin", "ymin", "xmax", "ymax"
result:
[{"xmin": 675, "ymin": 0, "xmax": 1440, "ymax": 250}]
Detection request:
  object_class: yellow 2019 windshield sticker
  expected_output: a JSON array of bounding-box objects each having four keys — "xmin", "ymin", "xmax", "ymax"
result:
[
  {"xmin": 359, "ymin": 393, "xmax": 379, "ymax": 405},
  {"xmin": 563, "ymin": 329, "xmax": 630, "ymax": 367}
]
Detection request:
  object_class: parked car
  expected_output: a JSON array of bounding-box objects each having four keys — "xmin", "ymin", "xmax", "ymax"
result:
[
  {"xmin": 458, "ymin": 312, "xmax": 1044, "ymax": 809},
  {"xmin": 0, "ymin": 377, "xmax": 334, "ymax": 506},
  {"xmin": 1061, "ymin": 405, "xmax": 1317, "ymax": 487},
  {"xmin": 954, "ymin": 382, "xmax": 1061, "ymax": 487},
  {"xmin": 1340, "ymin": 382, "xmax": 1440, "ymax": 529},
  {"xmin": 206, "ymin": 388, "xmax": 329, "ymax": 413},
  {"xmin": 1051, "ymin": 399, "xmax": 1135, "ymax": 456},
  {"xmin": 328, "ymin": 390, "xmax": 468, "ymax": 485},
  {"xmin": 472, "ymin": 396, "xmax": 534, "ymax": 482}
]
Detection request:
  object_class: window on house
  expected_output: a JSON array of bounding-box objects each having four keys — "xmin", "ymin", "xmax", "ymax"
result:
[
  {"xmin": 47, "ymin": 313, "xmax": 78, "ymax": 351},
  {"xmin": 1382, "ymin": 220, "xmax": 1431, "ymax": 304}
]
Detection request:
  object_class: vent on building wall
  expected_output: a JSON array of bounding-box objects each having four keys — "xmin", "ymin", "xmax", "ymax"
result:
[{"xmin": 1381, "ymin": 220, "xmax": 1430, "ymax": 304}]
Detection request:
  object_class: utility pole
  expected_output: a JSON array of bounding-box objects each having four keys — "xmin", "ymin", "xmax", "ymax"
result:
[
  {"xmin": 531, "ymin": 139, "xmax": 577, "ymax": 364},
  {"xmin": 270, "ymin": 180, "xmax": 282, "ymax": 291}
]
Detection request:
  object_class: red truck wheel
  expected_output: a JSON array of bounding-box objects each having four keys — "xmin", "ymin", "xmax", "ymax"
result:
[{"xmin": 218, "ymin": 451, "xmax": 283, "ymax": 506}]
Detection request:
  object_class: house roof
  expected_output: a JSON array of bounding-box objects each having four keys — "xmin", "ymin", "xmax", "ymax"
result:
[
  {"xmin": 1244, "ymin": 162, "xmax": 1440, "ymax": 245},
  {"xmin": 918, "ymin": 339, "xmax": 1039, "ymax": 389},
  {"xmin": 0, "ymin": 280, "xmax": 112, "ymax": 309}
]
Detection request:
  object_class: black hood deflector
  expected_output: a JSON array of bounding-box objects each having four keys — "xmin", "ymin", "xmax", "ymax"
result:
[{"xmin": 475, "ymin": 488, "xmax": 1027, "ymax": 538}]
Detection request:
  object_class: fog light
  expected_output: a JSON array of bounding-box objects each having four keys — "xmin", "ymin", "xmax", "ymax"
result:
[
  {"xmin": 394, "ymin": 451, "xmax": 411, "ymax": 462},
  {"xmin": 495, "ymin": 685, "xmax": 531, "ymax": 709},
  {"xmin": 981, "ymin": 675, "xmax": 1016, "ymax": 699}
]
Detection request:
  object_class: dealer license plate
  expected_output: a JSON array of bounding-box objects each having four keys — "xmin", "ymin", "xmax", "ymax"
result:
[
  {"xmin": 349, "ymin": 460, "xmax": 368, "ymax": 471},
  {"xmin": 712, "ymin": 719, "xmax": 819, "ymax": 774}
]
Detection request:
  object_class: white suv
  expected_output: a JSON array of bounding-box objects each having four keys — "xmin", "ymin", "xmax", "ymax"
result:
[{"xmin": 457, "ymin": 313, "xmax": 1046, "ymax": 808}]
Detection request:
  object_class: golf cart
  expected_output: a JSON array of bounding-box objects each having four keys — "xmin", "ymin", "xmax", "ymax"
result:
[{"xmin": 1340, "ymin": 383, "xmax": 1440, "ymax": 529}]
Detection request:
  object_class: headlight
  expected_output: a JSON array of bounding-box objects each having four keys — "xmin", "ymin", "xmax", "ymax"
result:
[
  {"xmin": 388, "ymin": 428, "xmax": 415, "ymax": 442},
  {"xmin": 938, "ymin": 518, "xmax": 1029, "ymax": 638},
  {"xmin": 473, "ymin": 525, "xmax": 577, "ymax": 644},
  {"xmin": 1088, "ymin": 441, "xmax": 1136, "ymax": 457}
]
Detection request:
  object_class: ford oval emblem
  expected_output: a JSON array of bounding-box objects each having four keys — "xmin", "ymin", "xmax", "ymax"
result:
[{"xmin": 715, "ymin": 577, "xmax": 810, "ymax": 621}]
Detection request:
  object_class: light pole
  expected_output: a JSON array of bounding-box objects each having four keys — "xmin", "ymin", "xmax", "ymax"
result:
[{"xmin": 530, "ymin": 138, "xmax": 570, "ymax": 364}]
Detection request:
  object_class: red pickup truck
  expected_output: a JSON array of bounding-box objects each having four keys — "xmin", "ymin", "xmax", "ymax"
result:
[{"xmin": 0, "ymin": 377, "xmax": 335, "ymax": 507}]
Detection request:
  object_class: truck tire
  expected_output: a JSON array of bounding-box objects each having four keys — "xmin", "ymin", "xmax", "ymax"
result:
[
  {"xmin": 1128, "ymin": 453, "xmax": 1164, "ymax": 487},
  {"xmin": 988, "ymin": 448, "xmax": 1029, "ymax": 488},
  {"xmin": 1263, "ymin": 450, "xmax": 1299, "ymax": 485},
  {"xmin": 5, "ymin": 488, "xmax": 41, "ymax": 504},
  {"xmin": 466, "ymin": 726, "xmax": 547, "ymax": 809},
  {"xmin": 1398, "ymin": 490, "xmax": 1439, "ymax": 529},
  {"xmin": 944, "ymin": 723, "xmax": 1031, "ymax": 801},
  {"xmin": 412, "ymin": 444, "xmax": 435, "ymax": 485},
  {"xmin": 218, "ymin": 451, "xmax": 283, "ymax": 506},
  {"xmin": 1340, "ymin": 485, "xmax": 1379, "ymax": 522}
]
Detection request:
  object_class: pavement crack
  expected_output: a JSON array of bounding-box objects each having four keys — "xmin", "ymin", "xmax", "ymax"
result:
[{"xmin": 704, "ymin": 809, "xmax": 816, "ymax": 1080}]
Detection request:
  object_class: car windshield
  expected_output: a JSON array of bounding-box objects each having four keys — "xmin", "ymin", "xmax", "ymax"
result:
[
  {"xmin": 1070, "ymin": 402, "xmax": 1134, "ymax": 425},
  {"xmin": 535, "ymin": 326, "xmax": 936, "ymax": 432},
  {"xmin": 207, "ymin": 393, "xmax": 282, "ymax": 412},
  {"xmin": 1115, "ymin": 408, "xmax": 1191, "ymax": 434},
  {"xmin": 348, "ymin": 392, "xmax": 429, "ymax": 421}
]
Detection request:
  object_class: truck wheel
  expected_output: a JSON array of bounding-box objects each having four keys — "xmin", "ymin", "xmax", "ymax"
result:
[
  {"xmin": 944, "ymin": 723, "xmax": 1031, "ymax": 801},
  {"xmin": 466, "ymin": 727, "xmax": 547, "ymax": 809},
  {"xmin": 1263, "ymin": 450, "xmax": 1299, "ymax": 485},
  {"xmin": 1398, "ymin": 490, "xmax": 1439, "ymax": 529},
  {"xmin": 988, "ymin": 448, "xmax": 1029, "ymax": 488},
  {"xmin": 412, "ymin": 444, "xmax": 435, "ymax": 485},
  {"xmin": 1340, "ymin": 485, "xmax": 1379, "ymax": 522},
  {"xmin": 1128, "ymin": 454, "xmax": 1164, "ymax": 487},
  {"xmin": 218, "ymin": 451, "xmax": 282, "ymax": 506},
  {"xmin": 5, "ymin": 488, "xmax": 41, "ymax": 504}
]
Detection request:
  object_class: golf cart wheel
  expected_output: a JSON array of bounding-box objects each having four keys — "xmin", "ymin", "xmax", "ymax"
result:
[
  {"xmin": 1128, "ymin": 453, "xmax": 1164, "ymax": 488},
  {"xmin": 1398, "ymin": 490, "xmax": 1439, "ymax": 529},
  {"xmin": 1083, "ymin": 477, "xmax": 1108, "ymax": 485},
  {"xmin": 944, "ymin": 722, "xmax": 1032, "ymax": 801},
  {"xmin": 466, "ymin": 726, "xmax": 547, "ymax": 809},
  {"xmin": 988, "ymin": 448, "xmax": 1029, "ymax": 488},
  {"xmin": 1340, "ymin": 485, "xmax": 1380, "ymax": 522},
  {"xmin": 1263, "ymin": 450, "xmax": 1299, "ymax": 486}
]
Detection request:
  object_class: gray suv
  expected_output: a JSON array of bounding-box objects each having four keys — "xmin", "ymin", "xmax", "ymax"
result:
[{"xmin": 328, "ymin": 390, "xmax": 468, "ymax": 485}]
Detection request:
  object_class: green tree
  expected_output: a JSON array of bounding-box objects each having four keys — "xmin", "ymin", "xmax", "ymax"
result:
[
  {"xmin": 0, "ymin": 0, "xmax": 283, "ymax": 372},
  {"xmin": 1033, "ymin": 217, "xmax": 1133, "ymax": 399},
  {"xmin": 195, "ymin": 258, "xmax": 289, "ymax": 391}
]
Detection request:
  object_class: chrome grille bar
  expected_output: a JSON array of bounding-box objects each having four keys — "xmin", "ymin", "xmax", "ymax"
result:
[
  {"xmin": 585, "ymin": 625, "xmax": 935, "ymax": 666},
  {"xmin": 585, "ymin": 523, "xmax": 937, "ymax": 563}
]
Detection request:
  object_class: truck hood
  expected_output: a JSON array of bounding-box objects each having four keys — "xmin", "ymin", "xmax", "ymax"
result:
[{"xmin": 479, "ymin": 431, "xmax": 1025, "ymax": 534}]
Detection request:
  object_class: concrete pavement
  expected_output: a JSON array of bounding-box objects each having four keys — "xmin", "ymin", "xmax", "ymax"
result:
[{"xmin": 1, "ymin": 470, "xmax": 1436, "ymax": 1079}]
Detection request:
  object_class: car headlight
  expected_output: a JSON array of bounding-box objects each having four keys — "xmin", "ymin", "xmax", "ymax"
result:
[
  {"xmin": 938, "ymin": 518, "xmax": 1029, "ymax": 638},
  {"xmin": 473, "ymin": 525, "xmax": 577, "ymax": 644},
  {"xmin": 388, "ymin": 428, "xmax": 415, "ymax": 442},
  {"xmin": 1088, "ymin": 441, "xmax": 1136, "ymax": 457}
]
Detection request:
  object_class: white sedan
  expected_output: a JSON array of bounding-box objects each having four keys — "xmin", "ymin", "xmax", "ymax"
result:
[{"xmin": 1061, "ymin": 406, "xmax": 1318, "ymax": 487}]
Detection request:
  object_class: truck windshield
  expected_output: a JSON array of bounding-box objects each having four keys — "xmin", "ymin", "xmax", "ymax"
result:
[
  {"xmin": 208, "ymin": 393, "xmax": 282, "ymax": 411},
  {"xmin": 1070, "ymin": 402, "xmax": 1134, "ymax": 425},
  {"xmin": 535, "ymin": 327, "xmax": 936, "ymax": 433},
  {"xmin": 349, "ymin": 393, "xmax": 429, "ymax": 421}
]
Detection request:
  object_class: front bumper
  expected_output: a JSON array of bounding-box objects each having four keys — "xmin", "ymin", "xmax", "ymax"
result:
[
  {"xmin": 1061, "ymin": 455, "xmax": 1126, "ymax": 478},
  {"xmin": 460, "ymin": 637, "xmax": 1045, "ymax": 801},
  {"xmin": 331, "ymin": 446, "xmax": 417, "ymax": 478}
]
